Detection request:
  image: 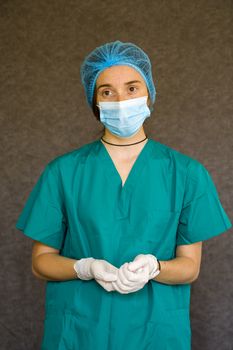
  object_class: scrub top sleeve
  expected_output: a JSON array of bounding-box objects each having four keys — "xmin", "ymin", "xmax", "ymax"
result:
[
  {"xmin": 15, "ymin": 162, "xmax": 67, "ymax": 250},
  {"xmin": 176, "ymin": 161, "xmax": 232, "ymax": 245}
]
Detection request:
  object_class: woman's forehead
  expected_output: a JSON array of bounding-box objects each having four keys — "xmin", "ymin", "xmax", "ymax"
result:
[{"xmin": 96, "ymin": 65, "xmax": 145, "ymax": 85}]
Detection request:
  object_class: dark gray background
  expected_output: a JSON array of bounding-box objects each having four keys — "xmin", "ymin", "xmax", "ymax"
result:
[{"xmin": 1, "ymin": 1, "xmax": 232, "ymax": 349}]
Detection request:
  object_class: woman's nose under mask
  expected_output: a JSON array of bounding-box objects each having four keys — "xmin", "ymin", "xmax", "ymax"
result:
[{"xmin": 96, "ymin": 95, "xmax": 151, "ymax": 138}]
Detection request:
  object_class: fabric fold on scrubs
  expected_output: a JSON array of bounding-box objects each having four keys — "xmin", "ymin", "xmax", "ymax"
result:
[
  {"xmin": 15, "ymin": 162, "xmax": 67, "ymax": 250},
  {"xmin": 176, "ymin": 161, "xmax": 232, "ymax": 245}
]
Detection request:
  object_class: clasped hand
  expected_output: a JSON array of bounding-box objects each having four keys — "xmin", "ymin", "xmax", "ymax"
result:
[{"xmin": 95, "ymin": 254, "xmax": 160, "ymax": 294}]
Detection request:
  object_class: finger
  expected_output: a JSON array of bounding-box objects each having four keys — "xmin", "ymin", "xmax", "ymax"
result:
[
  {"xmin": 128, "ymin": 265, "xmax": 150, "ymax": 284},
  {"xmin": 115, "ymin": 266, "xmax": 134, "ymax": 291},
  {"xmin": 112, "ymin": 266, "xmax": 138, "ymax": 293},
  {"xmin": 93, "ymin": 261, "xmax": 118, "ymax": 281},
  {"xmin": 112, "ymin": 280, "xmax": 130, "ymax": 294},
  {"xmin": 126, "ymin": 281, "xmax": 146, "ymax": 293},
  {"xmin": 118, "ymin": 263, "xmax": 137, "ymax": 287},
  {"xmin": 121, "ymin": 263, "xmax": 146, "ymax": 283},
  {"xmin": 113, "ymin": 272, "xmax": 146, "ymax": 294},
  {"xmin": 136, "ymin": 267, "xmax": 144, "ymax": 273},
  {"xmin": 96, "ymin": 279, "xmax": 114, "ymax": 292},
  {"xmin": 103, "ymin": 273, "xmax": 118, "ymax": 282},
  {"xmin": 112, "ymin": 280, "xmax": 146, "ymax": 294},
  {"xmin": 103, "ymin": 262, "xmax": 119, "ymax": 281},
  {"xmin": 94, "ymin": 268, "xmax": 118, "ymax": 282},
  {"xmin": 128, "ymin": 258, "xmax": 147, "ymax": 272},
  {"xmin": 105, "ymin": 261, "xmax": 118, "ymax": 273}
]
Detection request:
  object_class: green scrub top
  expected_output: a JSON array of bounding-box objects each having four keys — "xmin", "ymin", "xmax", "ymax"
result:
[{"xmin": 15, "ymin": 138, "xmax": 232, "ymax": 350}]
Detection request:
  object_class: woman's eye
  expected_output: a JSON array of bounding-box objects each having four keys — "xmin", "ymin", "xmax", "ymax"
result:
[
  {"xmin": 129, "ymin": 86, "xmax": 138, "ymax": 93},
  {"xmin": 102, "ymin": 90, "xmax": 112, "ymax": 96}
]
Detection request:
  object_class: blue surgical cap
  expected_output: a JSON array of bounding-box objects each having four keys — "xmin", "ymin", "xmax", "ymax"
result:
[{"xmin": 80, "ymin": 40, "xmax": 156, "ymax": 110}]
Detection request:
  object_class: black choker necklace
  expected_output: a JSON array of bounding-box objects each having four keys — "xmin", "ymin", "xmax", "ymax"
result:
[{"xmin": 100, "ymin": 135, "xmax": 148, "ymax": 146}]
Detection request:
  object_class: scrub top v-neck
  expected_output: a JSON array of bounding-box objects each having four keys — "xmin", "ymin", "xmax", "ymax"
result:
[
  {"xmin": 15, "ymin": 138, "xmax": 232, "ymax": 350},
  {"xmin": 98, "ymin": 138, "xmax": 151, "ymax": 219}
]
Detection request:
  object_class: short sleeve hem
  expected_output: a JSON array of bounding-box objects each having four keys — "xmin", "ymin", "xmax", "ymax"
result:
[
  {"xmin": 15, "ymin": 223, "xmax": 64, "ymax": 250},
  {"xmin": 15, "ymin": 162, "xmax": 67, "ymax": 250},
  {"xmin": 176, "ymin": 219, "xmax": 232, "ymax": 245},
  {"xmin": 176, "ymin": 161, "xmax": 232, "ymax": 245}
]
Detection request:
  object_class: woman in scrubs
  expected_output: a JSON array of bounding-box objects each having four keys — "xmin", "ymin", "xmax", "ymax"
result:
[{"xmin": 15, "ymin": 40, "xmax": 232, "ymax": 350}]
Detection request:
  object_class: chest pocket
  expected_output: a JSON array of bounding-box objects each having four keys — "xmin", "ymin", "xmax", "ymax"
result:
[
  {"xmin": 146, "ymin": 209, "xmax": 180, "ymax": 256},
  {"xmin": 146, "ymin": 209, "xmax": 179, "ymax": 242},
  {"xmin": 119, "ymin": 209, "xmax": 180, "ymax": 263}
]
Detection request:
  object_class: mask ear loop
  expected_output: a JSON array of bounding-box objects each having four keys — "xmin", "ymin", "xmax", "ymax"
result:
[{"xmin": 147, "ymin": 95, "xmax": 154, "ymax": 113}]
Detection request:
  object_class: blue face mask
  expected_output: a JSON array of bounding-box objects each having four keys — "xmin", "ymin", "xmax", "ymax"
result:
[{"xmin": 96, "ymin": 95, "xmax": 151, "ymax": 138}]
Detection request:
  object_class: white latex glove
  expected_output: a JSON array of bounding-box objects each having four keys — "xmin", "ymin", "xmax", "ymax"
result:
[
  {"xmin": 112, "ymin": 254, "xmax": 160, "ymax": 295},
  {"xmin": 128, "ymin": 254, "xmax": 160, "ymax": 280},
  {"xmin": 73, "ymin": 258, "xmax": 118, "ymax": 288},
  {"xmin": 111, "ymin": 262, "xmax": 150, "ymax": 294},
  {"xmin": 95, "ymin": 278, "xmax": 117, "ymax": 292}
]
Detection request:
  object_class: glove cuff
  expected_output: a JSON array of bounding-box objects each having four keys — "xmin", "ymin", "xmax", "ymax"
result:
[
  {"xmin": 148, "ymin": 254, "xmax": 161, "ymax": 279},
  {"xmin": 73, "ymin": 257, "xmax": 95, "ymax": 280}
]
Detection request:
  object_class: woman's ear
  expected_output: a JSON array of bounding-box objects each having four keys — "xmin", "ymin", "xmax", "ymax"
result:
[
  {"xmin": 147, "ymin": 96, "xmax": 153, "ymax": 112},
  {"xmin": 147, "ymin": 96, "xmax": 151, "ymax": 106},
  {"xmin": 92, "ymin": 87, "xmax": 100, "ymax": 121}
]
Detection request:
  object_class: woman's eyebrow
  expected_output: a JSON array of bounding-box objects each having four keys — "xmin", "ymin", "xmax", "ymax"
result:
[{"xmin": 97, "ymin": 80, "xmax": 142, "ymax": 90}]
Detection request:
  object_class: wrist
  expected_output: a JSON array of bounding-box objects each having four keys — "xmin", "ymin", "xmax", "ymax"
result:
[
  {"xmin": 148, "ymin": 254, "xmax": 161, "ymax": 279},
  {"xmin": 73, "ymin": 257, "xmax": 95, "ymax": 280},
  {"xmin": 157, "ymin": 259, "xmax": 161, "ymax": 272}
]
